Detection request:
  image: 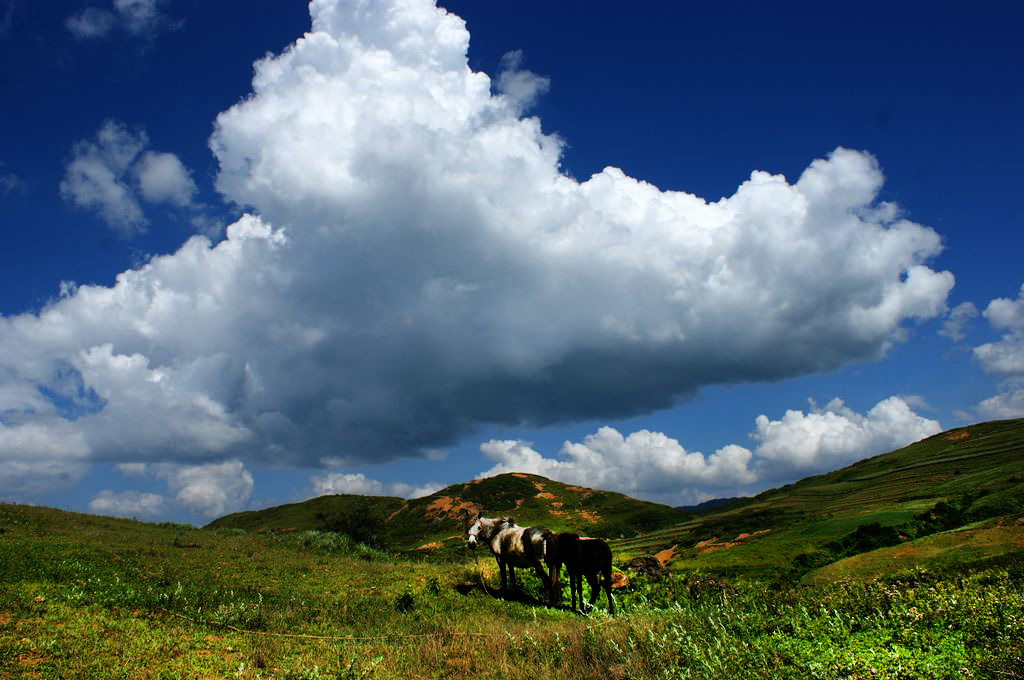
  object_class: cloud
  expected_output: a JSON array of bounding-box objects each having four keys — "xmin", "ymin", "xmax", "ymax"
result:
[
  {"xmin": 89, "ymin": 489, "xmax": 166, "ymax": 517},
  {"xmin": 60, "ymin": 121, "xmax": 205, "ymax": 235},
  {"xmin": 135, "ymin": 151, "xmax": 197, "ymax": 206},
  {"xmin": 89, "ymin": 460, "xmax": 254, "ymax": 519},
  {"xmin": 309, "ymin": 471, "xmax": 440, "ymax": 499},
  {"xmin": 939, "ymin": 301, "xmax": 979, "ymax": 342},
  {"xmin": 496, "ymin": 50, "xmax": 550, "ymax": 112},
  {"xmin": 750, "ymin": 396, "xmax": 942, "ymax": 478},
  {"xmin": 143, "ymin": 460, "xmax": 254, "ymax": 517},
  {"xmin": 66, "ymin": 0, "xmax": 170, "ymax": 40},
  {"xmin": 479, "ymin": 396, "xmax": 941, "ymax": 504},
  {"xmin": 970, "ymin": 284, "xmax": 1024, "ymax": 418},
  {"xmin": 975, "ymin": 382, "xmax": 1024, "ymax": 420},
  {"xmin": 2, "ymin": 0, "xmax": 953, "ymax": 498},
  {"xmin": 60, "ymin": 121, "xmax": 149, "ymax": 234},
  {"xmin": 973, "ymin": 284, "xmax": 1024, "ymax": 375},
  {"xmin": 0, "ymin": 161, "xmax": 26, "ymax": 195},
  {"xmin": 983, "ymin": 285, "xmax": 1024, "ymax": 331},
  {"xmin": 481, "ymin": 430, "xmax": 757, "ymax": 501},
  {"xmin": 0, "ymin": 419, "xmax": 91, "ymax": 498}
]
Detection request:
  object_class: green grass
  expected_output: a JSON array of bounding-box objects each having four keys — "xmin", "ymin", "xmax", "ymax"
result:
[{"xmin": 3, "ymin": 503, "xmax": 1023, "ymax": 679}]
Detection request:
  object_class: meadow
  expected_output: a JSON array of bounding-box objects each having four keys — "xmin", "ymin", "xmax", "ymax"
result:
[{"xmin": 2, "ymin": 502, "xmax": 1022, "ymax": 679}]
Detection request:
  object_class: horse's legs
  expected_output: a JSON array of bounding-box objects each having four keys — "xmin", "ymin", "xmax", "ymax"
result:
[
  {"xmin": 532, "ymin": 560, "xmax": 551, "ymax": 605},
  {"xmin": 549, "ymin": 562, "xmax": 562, "ymax": 606},
  {"xmin": 571, "ymin": 571, "xmax": 581, "ymax": 612},
  {"xmin": 585, "ymin": 571, "xmax": 600, "ymax": 611},
  {"xmin": 603, "ymin": 563, "xmax": 615, "ymax": 615},
  {"xmin": 498, "ymin": 559, "xmax": 508, "ymax": 592}
]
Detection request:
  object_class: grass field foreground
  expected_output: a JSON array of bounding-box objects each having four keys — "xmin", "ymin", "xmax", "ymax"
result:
[{"xmin": 2, "ymin": 503, "xmax": 1023, "ymax": 679}]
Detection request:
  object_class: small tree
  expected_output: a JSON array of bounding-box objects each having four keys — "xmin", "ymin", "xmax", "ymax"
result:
[{"xmin": 316, "ymin": 499, "xmax": 391, "ymax": 550}]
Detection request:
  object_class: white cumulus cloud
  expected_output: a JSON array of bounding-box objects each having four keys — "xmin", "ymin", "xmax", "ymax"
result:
[
  {"xmin": 481, "ymin": 429, "xmax": 757, "ymax": 502},
  {"xmin": 60, "ymin": 120, "xmax": 201, "ymax": 235},
  {"xmin": 3, "ymin": 0, "xmax": 954, "ymax": 499},
  {"xmin": 478, "ymin": 396, "xmax": 941, "ymax": 504},
  {"xmin": 970, "ymin": 284, "xmax": 1024, "ymax": 418},
  {"xmin": 135, "ymin": 151, "xmax": 197, "ymax": 206},
  {"xmin": 152, "ymin": 460, "xmax": 254, "ymax": 518},
  {"xmin": 751, "ymin": 396, "xmax": 942, "ymax": 478}
]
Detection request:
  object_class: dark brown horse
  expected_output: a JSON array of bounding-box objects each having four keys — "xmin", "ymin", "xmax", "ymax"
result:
[{"xmin": 553, "ymin": 533, "xmax": 615, "ymax": 615}]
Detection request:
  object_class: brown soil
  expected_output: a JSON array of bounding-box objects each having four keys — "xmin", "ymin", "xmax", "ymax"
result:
[
  {"xmin": 536, "ymin": 492, "xmax": 556, "ymax": 500},
  {"xmin": 416, "ymin": 542, "xmax": 442, "ymax": 552},
  {"xmin": 654, "ymin": 546, "xmax": 677, "ymax": 567},
  {"xmin": 944, "ymin": 430, "xmax": 970, "ymax": 442},
  {"xmin": 424, "ymin": 496, "xmax": 478, "ymax": 521},
  {"xmin": 579, "ymin": 511, "xmax": 600, "ymax": 524}
]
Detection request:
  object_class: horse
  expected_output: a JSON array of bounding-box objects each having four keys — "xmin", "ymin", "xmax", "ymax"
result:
[
  {"xmin": 552, "ymin": 533, "xmax": 615, "ymax": 615},
  {"xmin": 465, "ymin": 514, "xmax": 558, "ymax": 605}
]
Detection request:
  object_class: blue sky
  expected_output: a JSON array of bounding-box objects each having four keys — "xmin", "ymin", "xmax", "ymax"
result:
[{"xmin": 1, "ymin": 0, "xmax": 1021, "ymax": 525}]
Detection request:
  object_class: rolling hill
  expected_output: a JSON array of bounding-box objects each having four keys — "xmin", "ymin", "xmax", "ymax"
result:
[
  {"xmin": 208, "ymin": 471, "xmax": 689, "ymax": 557},
  {"xmin": 209, "ymin": 418, "xmax": 1024, "ymax": 576},
  {"xmin": 613, "ymin": 417, "xmax": 1024, "ymax": 578}
]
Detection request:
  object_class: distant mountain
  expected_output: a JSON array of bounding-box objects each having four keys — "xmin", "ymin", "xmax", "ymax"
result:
[
  {"xmin": 677, "ymin": 497, "xmax": 744, "ymax": 514},
  {"xmin": 207, "ymin": 472, "xmax": 688, "ymax": 557}
]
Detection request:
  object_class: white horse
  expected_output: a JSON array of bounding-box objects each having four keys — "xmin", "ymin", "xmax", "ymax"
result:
[{"xmin": 466, "ymin": 514, "xmax": 557, "ymax": 604}]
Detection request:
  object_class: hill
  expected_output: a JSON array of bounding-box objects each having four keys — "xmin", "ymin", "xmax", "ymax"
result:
[
  {"xmin": 614, "ymin": 418, "xmax": 1024, "ymax": 578},
  {"xmin": 208, "ymin": 419, "xmax": 1024, "ymax": 573},
  {"xmin": 208, "ymin": 472, "xmax": 688, "ymax": 557}
]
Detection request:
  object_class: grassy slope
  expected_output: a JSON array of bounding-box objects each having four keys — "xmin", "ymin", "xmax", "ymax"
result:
[
  {"xmin": 210, "ymin": 472, "xmax": 688, "ymax": 557},
  {"xmin": 3, "ymin": 501, "xmax": 1022, "ymax": 678},
  {"xmin": 613, "ymin": 418, "xmax": 1024, "ymax": 577}
]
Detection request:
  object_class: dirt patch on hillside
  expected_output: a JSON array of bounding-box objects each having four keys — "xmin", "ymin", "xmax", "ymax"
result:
[
  {"xmin": 536, "ymin": 492, "xmax": 556, "ymax": 500},
  {"xmin": 387, "ymin": 503, "xmax": 409, "ymax": 522},
  {"xmin": 533, "ymin": 481, "xmax": 546, "ymax": 491},
  {"xmin": 564, "ymin": 485, "xmax": 593, "ymax": 498},
  {"xmin": 696, "ymin": 530, "xmax": 770, "ymax": 553},
  {"xmin": 579, "ymin": 511, "xmax": 600, "ymax": 524},
  {"xmin": 416, "ymin": 542, "xmax": 442, "ymax": 552},
  {"xmin": 654, "ymin": 546, "xmax": 677, "ymax": 567},
  {"xmin": 944, "ymin": 430, "xmax": 970, "ymax": 442},
  {"xmin": 551, "ymin": 501, "xmax": 563, "ymax": 509},
  {"xmin": 511, "ymin": 473, "xmax": 530, "ymax": 479},
  {"xmin": 424, "ymin": 496, "xmax": 479, "ymax": 521}
]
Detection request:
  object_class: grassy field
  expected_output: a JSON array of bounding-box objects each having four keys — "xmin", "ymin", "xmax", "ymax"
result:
[{"xmin": 3, "ymin": 502, "xmax": 1023, "ymax": 679}]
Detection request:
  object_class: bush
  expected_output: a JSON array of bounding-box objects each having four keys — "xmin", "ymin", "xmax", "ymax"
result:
[{"xmin": 316, "ymin": 499, "xmax": 391, "ymax": 549}]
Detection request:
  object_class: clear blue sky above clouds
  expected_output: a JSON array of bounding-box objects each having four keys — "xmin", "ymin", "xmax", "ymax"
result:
[{"xmin": 1, "ymin": 0, "xmax": 1021, "ymax": 525}]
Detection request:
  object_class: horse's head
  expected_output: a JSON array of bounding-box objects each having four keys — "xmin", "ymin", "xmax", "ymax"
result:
[
  {"xmin": 465, "ymin": 513, "xmax": 484, "ymax": 548},
  {"xmin": 466, "ymin": 514, "xmax": 515, "ymax": 548}
]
